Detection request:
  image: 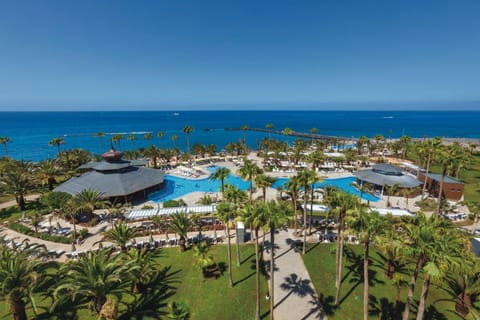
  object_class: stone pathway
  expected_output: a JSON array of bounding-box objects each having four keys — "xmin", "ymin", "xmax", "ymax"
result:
[{"xmin": 264, "ymin": 229, "xmax": 326, "ymax": 320}]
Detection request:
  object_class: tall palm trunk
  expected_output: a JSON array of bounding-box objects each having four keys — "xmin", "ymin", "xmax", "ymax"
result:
[
  {"xmin": 292, "ymin": 197, "xmax": 298, "ymax": 236},
  {"xmin": 16, "ymin": 195, "xmax": 26, "ymax": 211},
  {"xmin": 436, "ymin": 169, "xmax": 447, "ymax": 214},
  {"xmin": 10, "ymin": 299, "xmax": 27, "ymax": 320},
  {"xmin": 416, "ymin": 274, "xmax": 431, "ymax": 320},
  {"xmin": 226, "ymin": 226, "xmax": 233, "ymax": 287},
  {"xmin": 254, "ymin": 228, "xmax": 261, "ymax": 320},
  {"xmin": 309, "ymin": 180, "xmax": 315, "ymax": 235},
  {"xmin": 269, "ymin": 226, "xmax": 275, "ymax": 320},
  {"xmin": 249, "ymin": 177, "xmax": 253, "ymax": 203},
  {"xmin": 335, "ymin": 212, "xmax": 344, "ymax": 306},
  {"xmin": 235, "ymin": 227, "xmax": 241, "ymax": 267},
  {"xmin": 302, "ymin": 189, "xmax": 308, "ymax": 255},
  {"xmin": 421, "ymin": 153, "xmax": 431, "ymax": 200},
  {"xmin": 363, "ymin": 240, "xmax": 370, "ymax": 320},
  {"xmin": 72, "ymin": 218, "xmax": 77, "ymax": 251},
  {"xmin": 403, "ymin": 257, "xmax": 423, "ymax": 320}
]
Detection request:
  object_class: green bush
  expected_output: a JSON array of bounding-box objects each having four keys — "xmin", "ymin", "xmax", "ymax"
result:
[
  {"xmin": 163, "ymin": 200, "xmax": 181, "ymax": 208},
  {"xmin": 79, "ymin": 228, "xmax": 89, "ymax": 239},
  {"xmin": 37, "ymin": 232, "xmax": 71, "ymax": 244},
  {"xmin": 8, "ymin": 222, "xmax": 34, "ymax": 236},
  {"xmin": 141, "ymin": 204, "xmax": 155, "ymax": 210},
  {"xmin": 7, "ymin": 221, "xmax": 71, "ymax": 244}
]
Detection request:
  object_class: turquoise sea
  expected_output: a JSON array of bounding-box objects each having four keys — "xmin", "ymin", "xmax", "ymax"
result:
[{"xmin": 1, "ymin": 110, "xmax": 479, "ymax": 161}]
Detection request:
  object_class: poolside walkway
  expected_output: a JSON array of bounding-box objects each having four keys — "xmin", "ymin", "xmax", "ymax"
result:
[{"xmin": 264, "ymin": 229, "xmax": 326, "ymax": 320}]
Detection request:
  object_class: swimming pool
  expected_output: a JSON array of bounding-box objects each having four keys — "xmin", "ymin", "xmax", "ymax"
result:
[
  {"xmin": 149, "ymin": 166, "xmax": 379, "ymax": 203},
  {"xmin": 148, "ymin": 166, "xmax": 250, "ymax": 203},
  {"xmin": 272, "ymin": 176, "xmax": 379, "ymax": 202}
]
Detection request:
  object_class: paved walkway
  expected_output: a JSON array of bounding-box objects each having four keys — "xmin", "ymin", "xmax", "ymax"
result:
[{"xmin": 264, "ymin": 229, "xmax": 326, "ymax": 320}]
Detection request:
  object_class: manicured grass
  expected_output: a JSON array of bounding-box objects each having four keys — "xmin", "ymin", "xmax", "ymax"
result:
[
  {"xmin": 0, "ymin": 244, "xmax": 270, "ymax": 320},
  {"xmin": 303, "ymin": 243, "xmax": 454, "ymax": 320},
  {"xmin": 164, "ymin": 244, "xmax": 270, "ymax": 320}
]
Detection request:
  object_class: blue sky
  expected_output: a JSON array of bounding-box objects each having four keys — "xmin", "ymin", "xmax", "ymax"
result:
[{"xmin": 0, "ymin": 0, "xmax": 479, "ymax": 111}]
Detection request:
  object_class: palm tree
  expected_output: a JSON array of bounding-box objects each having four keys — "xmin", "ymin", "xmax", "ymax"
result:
[
  {"xmin": 95, "ymin": 132, "xmax": 105, "ymax": 152},
  {"xmin": 171, "ymin": 134, "xmax": 178, "ymax": 148},
  {"xmin": 357, "ymin": 136, "xmax": 369, "ymax": 155},
  {"xmin": 237, "ymin": 159, "xmax": 263, "ymax": 203},
  {"xmin": 37, "ymin": 158, "xmax": 62, "ymax": 190},
  {"xmin": 241, "ymin": 124, "xmax": 248, "ymax": 144},
  {"xmin": 157, "ymin": 131, "xmax": 166, "ymax": 141},
  {"xmin": 351, "ymin": 209, "xmax": 389, "ymax": 320},
  {"xmin": 127, "ymin": 134, "xmax": 137, "ymax": 148},
  {"xmin": 418, "ymin": 137, "xmax": 442, "ymax": 200},
  {"xmin": 126, "ymin": 248, "xmax": 171, "ymax": 294},
  {"xmin": 193, "ymin": 241, "xmax": 214, "ymax": 278},
  {"xmin": 144, "ymin": 145, "xmax": 161, "ymax": 168},
  {"xmin": 74, "ymin": 188, "xmax": 109, "ymax": 220},
  {"xmin": 0, "ymin": 136, "xmax": 11, "ymax": 157},
  {"xmin": 264, "ymin": 200, "xmax": 291, "ymax": 320},
  {"xmin": 265, "ymin": 123, "xmax": 274, "ymax": 139},
  {"xmin": 215, "ymin": 202, "xmax": 236, "ymax": 287},
  {"xmin": 401, "ymin": 213, "xmax": 467, "ymax": 320},
  {"xmin": 102, "ymin": 222, "xmax": 142, "ymax": 252},
  {"xmin": 30, "ymin": 213, "xmax": 43, "ymax": 236},
  {"xmin": 49, "ymin": 137, "xmax": 64, "ymax": 156},
  {"xmin": 435, "ymin": 144, "xmax": 459, "ymax": 214},
  {"xmin": 53, "ymin": 248, "xmax": 132, "ymax": 315},
  {"xmin": 254, "ymin": 174, "xmax": 277, "ymax": 203},
  {"xmin": 296, "ymin": 169, "xmax": 316, "ymax": 255},
  {"xmin": 399, "ymin": 135, "xmax": 411, "ymax": 159},
  {"xmin": 209, "ymin": 167, "xmax": 231, "ymax": 199},
  {"xmin": 0, "ymin": 160, "xmax": 36, "ymax": 211},
  {"xmin": 442, "ymin": 269, "xmax": 480, "ymax": 317},
  {"xmin": 224, "ymin": 184, "xmax": 248, "ymax": 207},
  {"xmin": 168, "ymin": 212, "xmax": 192, "ymax": 252},
  {"xmin": 143, "ymin": 132, "xmax": 153, "ymax": 141},
  {"xmin": 286, "ymin": 176, "xmax": 301, "ymax": 235},
  {"xmin": 415, "ymin": 219, "xmax": 467, "ymax": 320},
  {"xmin": 384, "ymin": 183, "xmax": 399, "ymax": 207},
  {"xmin": 241, "ymin": 202, "xmax": 266, "ymax": 320},
  {"xmin": 324, "ymin": 190, "xmax": 360, "ymax": 306},
  {"xmin": 111, "ymin": 134, "xmax": 124, "ymax": 149},
  {"xmin": 182, "ymin": 125, "xmax": 194, "ymax": 153},
  {"xmin": 0, "ymin": 240, "xmax": 54, "ymax": 320}
]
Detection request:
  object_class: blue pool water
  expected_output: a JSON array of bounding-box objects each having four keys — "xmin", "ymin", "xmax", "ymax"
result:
[
  {"xmin": 148, "ymin": 166, "xmax": 250, "ymax": 203},
  {"xmin": 149, "ymin": 166, "xmax": 379, "ymax": 203},
  {"xmin": 272, "ymin": 176, "xmax": 380, "ymax": 202}
]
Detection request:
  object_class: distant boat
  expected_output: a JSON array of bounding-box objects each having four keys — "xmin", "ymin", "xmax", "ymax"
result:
[
  {"xmin": 382, "ymin": 116, "xmax": 394, "ymax": 119},
  {"xmin": 173, "ymin": 112, "xmax": 180, "ymax": 116}
]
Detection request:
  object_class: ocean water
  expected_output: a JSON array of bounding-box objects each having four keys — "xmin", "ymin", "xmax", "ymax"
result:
[{"xmin": 1, "ymin": 110, "xmax": 479, "ymax": 161}]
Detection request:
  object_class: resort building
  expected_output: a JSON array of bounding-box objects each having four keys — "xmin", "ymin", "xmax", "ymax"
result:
[
  {"xmin": 353, "ymin": 163, "xmax": 422, "ymax": 196},
  {"xmin": 417, "ymin": 172, "xmax": 464, "ymax": 201},
  {"xmin": 55, "ymin": 148, "xmax": 164, "ymax": 203}
]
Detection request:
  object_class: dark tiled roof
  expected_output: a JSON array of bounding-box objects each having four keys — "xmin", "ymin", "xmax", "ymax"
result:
[
  {"xmin": 54, "ymin": 166, "xmax": 164, "ymax": 197},
  {"xmin": 354, "ymin": 169, "xmax": 422, "ymax": 188},
  {"xmin": 426, "ymin": 173, "xmax": 464, "ymax": 184}
]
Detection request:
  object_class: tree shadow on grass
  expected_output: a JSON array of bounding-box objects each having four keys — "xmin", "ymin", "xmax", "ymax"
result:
[
  {"xmin": 202, "ymin": 262, "xmax": 227, "ymax": 279},
  {"xmin": 339, "ymin": 248, "xmax": 384, "ymax": 305},
  {"xmin": 368, "ymin": 295, "xmax": 404, "ymax": 320},
  {"xmin": 241, "ymin": 251, "xmax": 255, "ymax": 265},
  {"xmin": 306, "ymin": 242, "xmax": 320, "ymax": 254},
  {"xmin": 317, "ymin": 293, "xmax": 337, "ymax": 316}
]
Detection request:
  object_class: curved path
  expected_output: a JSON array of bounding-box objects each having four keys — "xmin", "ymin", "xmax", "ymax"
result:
[{"xmin": 264, "ymin": 229, "xmax": 326, "ymax": 320}]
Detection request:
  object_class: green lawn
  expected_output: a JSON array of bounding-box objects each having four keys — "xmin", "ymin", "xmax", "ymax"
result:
[
  {"xmin": 303, "ymin": 243, "xmax": 455, "ymax": 320},
  {"xmin": 0, "ymin": 244, "xmax": 270, "ymax": 320},
  {"xmin": 164, "ymin": 244, "xmax": 270, "ymax": 320}
]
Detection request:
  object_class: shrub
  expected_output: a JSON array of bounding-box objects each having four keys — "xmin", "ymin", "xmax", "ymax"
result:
[
  {"xmin": 141, "ymin": 204, "xmax": 155, "ymax": 210},
  {"xmin": 79, "ymin": 228, "xmax": 89, "ymax": 239},
  {"xmin": 37, "ymin": 232, "xmax": 71, "ymax": 244},
  {"xmin": 163, "ymin": 200, "xmax": 181, "ymax": 208},
  {"xmin": 8, "ymin": 222, "xmax": 34, "ymax": 236}
]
